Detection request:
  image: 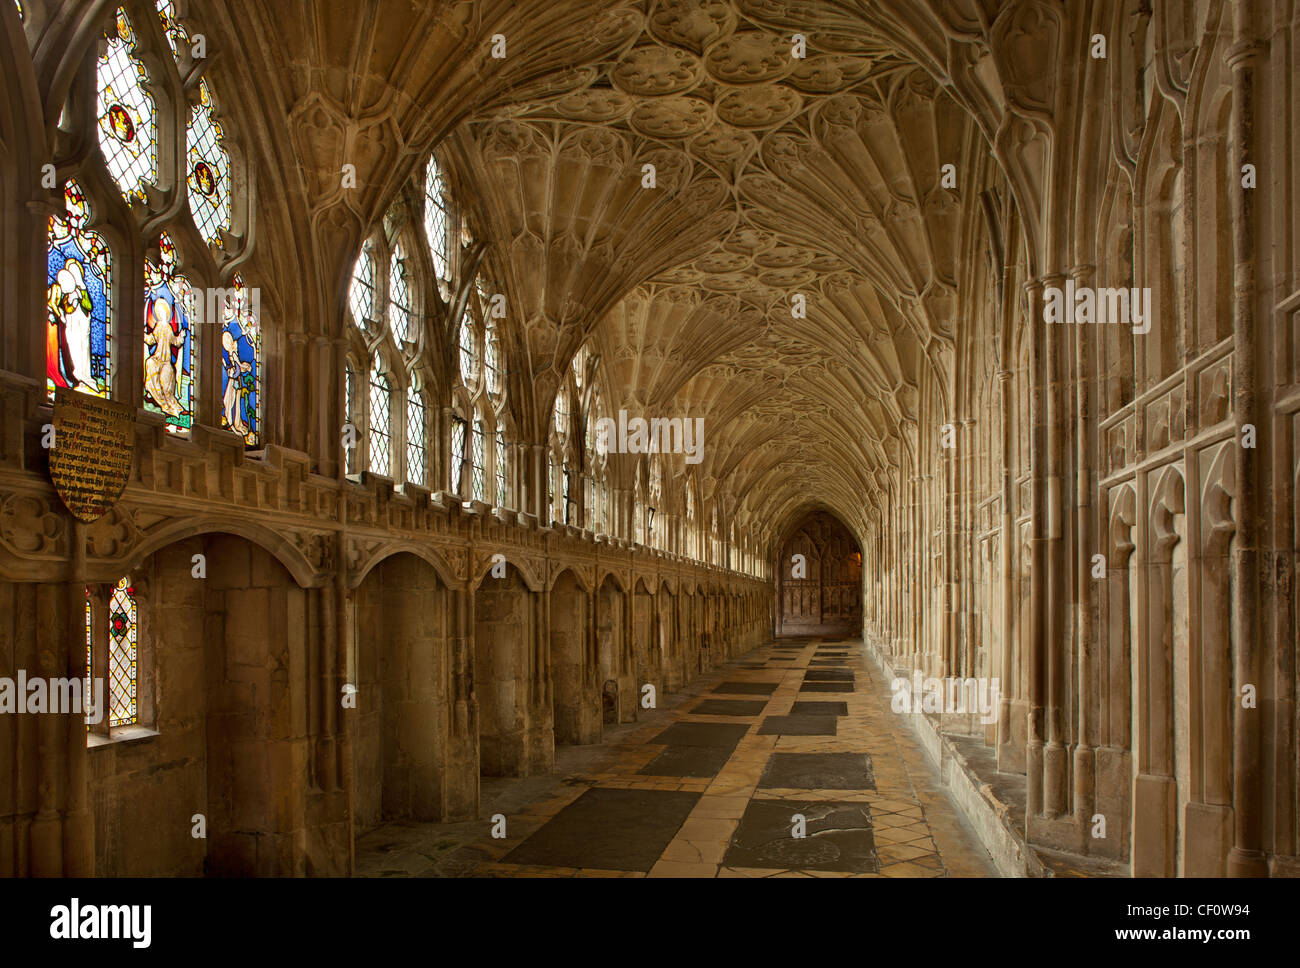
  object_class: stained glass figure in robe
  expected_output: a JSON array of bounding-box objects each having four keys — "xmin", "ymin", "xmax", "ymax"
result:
[
  {"xmin": 220, "ymin": 275, "xmax": 261, "ymax": 446},
  {"xmin": 46, "ymin": 181, "xmax": 112, "ymax": 400},
  {"xmin": 144, "ymin": 233, "xmax": 196, "ymax": 432}
]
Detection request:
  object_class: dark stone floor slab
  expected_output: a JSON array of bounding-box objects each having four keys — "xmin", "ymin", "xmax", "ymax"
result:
[
  {"xmin": 816, "ymin": 652, "xmax": 849, "ymax": 657},
  {"xmin": 759, "ymin": 752, "xmax": 876, "ymax": 790},
  {"xmin": 811, "ymin": 659, "xmax": 849, "ymax": 665},
  {"xmin": 737, "ymin": 663, "xmax": 766, "ymax": 669},
  {"xmin": 502, "ymin": 788, "xmax": 700, "ymax": 871},
  {"xmin": 723, "ymin": 800, "xmax": 878, "ymax": 873},
  {"xmin": 803, "ymin": 670, "xmax": 855, "ymax": 682},
  {"xmin": 651, "ymin": 722, "xmax": 751, "ymax": 748},
  {"xmin": 799, "ymin": 682, "xmax": 855, "ymax": 693},
  {"xmin": 714, "ymin": 681, "xmax": 779, "ymax": 695},
  {"xmin": 692, "ymin": 699, "xmax": 768, "ymax": 717},
  {"xmin": 791, "ymin": 701, "xmax": 849, "ymax": 716},
  {"xmin": 638, "ymin": 744, "xmax": 734, "ymax": 778},
  {"xmin": 757, "ymin": 715, "xmax": 838, "ymax": 736}
]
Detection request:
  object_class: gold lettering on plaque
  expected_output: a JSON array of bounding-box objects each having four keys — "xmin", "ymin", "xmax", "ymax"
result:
[{"xmin": 49, "ymin": 388, "xmax": 134, "ymax": 522}]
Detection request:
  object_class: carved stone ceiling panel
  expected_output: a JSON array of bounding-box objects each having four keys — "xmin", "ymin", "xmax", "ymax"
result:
[{"xmin": 238, "ymin": 0, "xmax": 1029, "ymax": 535}]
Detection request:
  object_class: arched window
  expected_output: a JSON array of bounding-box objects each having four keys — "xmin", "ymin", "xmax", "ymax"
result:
[
  {"xmin": 97, "ymin": 9, "xmax": 157, "ymax": 204},
  {"xmin": 187, "ymin": 80, "xmax": 231, "ymax": 246},
  {"xmin": 424, "ymin": 153, "xmax": 450, "ymax": 285},
  {"xmin": 548, "ymin": 453, "xmax": 557, "ymax": 522},
  {"xmin": 143, "ymin": 232, "xmax": 196, "ymax": 433},
  {"xmin": 46, "ymin": 180, "xmax": 112, "ymax": 401},
  {"xmin": 585, "ymin": 391, "xmax": 598, "ymax": 453},
  {"xmin": 459, "ymin": 309, "xmax": 477, "ymax": 386},
  {"xmin": 388, "ymin": 242, "xmax": 411, "ymax": 343},
  {"xmin": 344, "ymin": 358, "xmax": 359, "ymax": 474},
  {"xmin": 450, "ymin": 415, "xmax": 467, "ymax": 495},
  {"xmin": 84, "ymin": 577, "xmax": 140, "ymax": 732},
  {"xmin": 220, "ymin": 274, "xmax": 260, "ymax": 446},
  {"xmin": 495, "ymin": 425, "xmax": 507, "ymax": 506},
  {"xmin": 106, "ymin": 576, "xmax": 138, "ymax": 727},
  {"xmin": 349, "ymin": 246, "xmax": 374, "ymax": 331},
  {"xmin": 485, "ymin": 318, "xmax": 501, "ymax": 396},
  {"xmin": 471, "ymin": 411, "xmax": 486, "ymax": 501},
  {"xmin": 649, "ymin": 459, "xmax": 663, "ymax": 548},
  {"xmin": 562, "ymin": 462, "xmax": 572, "ymax": 525},
  {"xmin": 555, "ymin": 385, "xmax": 569, "ymax": 437},
  {"xmin": 368, "ymin": 358, "xmax": 391, "ymax": 476},
  {"xmin": 155, "ymin": 0, "xmax": 190, "ymax": 59},
  {"xmin": 407, "ymin": 378, "xmax": 427, "ymax": 487}
]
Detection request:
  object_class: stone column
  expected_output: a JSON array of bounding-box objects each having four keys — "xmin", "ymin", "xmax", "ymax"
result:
[{"xmin": 1225, "ymin": 0, "xmax": 1267, "ymax": 879}]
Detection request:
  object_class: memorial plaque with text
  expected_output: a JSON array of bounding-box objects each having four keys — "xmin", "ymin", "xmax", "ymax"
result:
[{"xmin": 49, "ymin": 388, "xmax": 135, "ymax": 522}]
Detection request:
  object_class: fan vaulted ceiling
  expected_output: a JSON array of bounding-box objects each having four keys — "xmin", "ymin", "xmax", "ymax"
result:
[{"xmin": 239, "ymin": 0, "xmax": 1037, "ymax": 546}]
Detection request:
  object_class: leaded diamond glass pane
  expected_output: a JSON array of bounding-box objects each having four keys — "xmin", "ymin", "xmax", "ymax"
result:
[
  {"xmin": 369, "ymin": 361, "xmax": 391, "ymax": 476},
  {"xmin": 107, "ymin": 578, "xmax": 136, "ymax": 727}
]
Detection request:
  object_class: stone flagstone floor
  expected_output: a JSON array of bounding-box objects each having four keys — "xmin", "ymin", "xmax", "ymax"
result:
[{"xmin": 355, "ymin": 637, "xmax": 998, "ymax": 878}]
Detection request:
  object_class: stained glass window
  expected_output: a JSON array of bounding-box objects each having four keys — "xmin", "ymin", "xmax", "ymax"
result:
[
  {"xmin": 143, "ymin": 232, "xmax": 196, "ymax": 433},
  {"xmin": 458, "ymin": 311, "xmax": 476, "ymax": 385},
  {"xmin": 14, "ymin": 1, "xmax": 23, "ymax": 21},
  {"xmin": 155, "ymin": 0, "xmax": 189, "ymax": 61},
  {"xmin": 219, "ymin": 274, "xmax": 261, "ymax": 446},
  {"xmin": 108, "ymin": 577, "xmax": 137, "ymax": 728},
  {"xmin": 368, "ymin": 358, "xmax": 391, "ymax": 476},
  {"xmin": 349, "ymin": 247, "xmax": 373, "ymax": 330},
  {"xmin": 407, "ymin": 381, "xmax": 426, "ymax": 486},
  {"xmin": 587, "ymin": 476, "xmax": 596, "ymax": 530},
  {"xmin": 47, "ymin": 180, "xmax": 112, "ymax": 401},
  {"xmin": 485, "ymin": 319, "xmax": 502, "ymax": 396},
  {"xmin": 495, "ymin": 426, "xmax": 507, "ymax": 507},
  {"xmin": 451, "ymin": 416, "xmax": 467, "ymax": 495},
  {"xmin": 471, "ymin": 414, "xmax": 486, "ymax": 501},
  {"xmin": 563, "ymin": 463, "xmax": 572, "ymax": 525},
  {"xmin": 97, "ymin": 9, "xmax": 156, "ymax": 204},
  {"xmin": 388, "ymin": 244, "xmax": 411, "ymax": 343},
  {"xmin": 424, "ymin": 154, "xmax": 449, "ymax": 283},
  {"xmin": 187, "ymin": 80, "xmax": 232, "ymax": 246}
]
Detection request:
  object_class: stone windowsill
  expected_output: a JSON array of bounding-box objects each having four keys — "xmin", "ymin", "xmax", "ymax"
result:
[{"xmin": 87, "ymin": 725, "xmax": 160, "ymax": 749}]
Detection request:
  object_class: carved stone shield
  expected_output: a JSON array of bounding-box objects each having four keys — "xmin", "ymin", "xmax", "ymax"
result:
[{"xmin": 49, "ymin": 388, "xmax": 135, "ymax": 523}]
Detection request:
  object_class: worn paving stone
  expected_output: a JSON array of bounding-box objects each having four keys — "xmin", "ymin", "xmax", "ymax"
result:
[
  {"xmin": 790, "ymin": 701, "xmax": 849, "ymax": 717},
  {"xmin": 714, "ymin": 681, "xmax": 779, "ymax": 695},
  {"xmin": 759, "ymin": 752, "xmax": 876, "ymax": 790},
  {"xmin": 804, "ymin": 670, "xmax": 855, "ymax": 682},
  {"xmin": 800, "ymin": 682, "xmax": 855, "ymax": 693},
  {"xmin": 501, "ymin": 788, "xmax": 700, "ymax": 871},
  {"xmin": 723, "ymin": 800, "xmax": 879, "ymax": 873},
  {"xmin": 758, "ymin": 715, "xmax": 838, "ymax": 737},
  {"xmin": 639, "ymin": 744, "xmax": 736, "ymax": 778},
  {"xmin": 651, "ymin": 722, "xmax": 752, "ymax": 748},
  {"xmin": 692, "ymin": 699, "xmax": 768, "ymax": 717}
]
